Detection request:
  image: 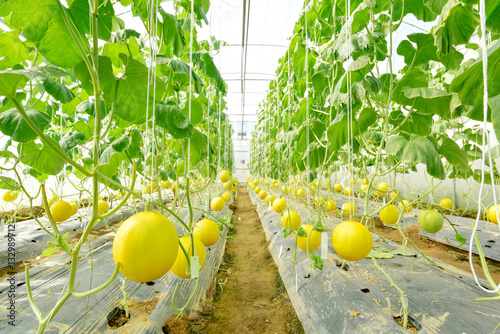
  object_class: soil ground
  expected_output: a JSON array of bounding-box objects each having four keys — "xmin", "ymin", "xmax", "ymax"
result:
[{"xmin": 164, "ymin": 185, "xmax": 304, "ymax": 334}]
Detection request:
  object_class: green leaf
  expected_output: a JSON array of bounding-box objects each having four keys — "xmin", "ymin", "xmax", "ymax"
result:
[
  {"xmin": 69, "ymin": 0, "xmax": 114, "ymax": 41},
  {"xmin": 448, "ymin": 233, "xmax": 466, "ymax": 247},
  {"xmin": 0, "ymin": 66, "xmax": 71, "ymax": 99},
  {"xmin": 75, "ymin": 100, "xmax": 107, "ymax": 119},
  {"xmin": 102, "ymin": 43, "xmax": 129, "ymax": 67},
  {"xmin": 114, "ymin": 54, "xmax": 165, "ymax": 124},
  {"xmin": 391, "ymin": 68, "xmax": 428, "ymax": 105},
  {"xmin": 23, "ymin": 167, "xmax": 48, "ymax": 182},
  {"xmin": 59, "ymin": 131, "xmax": 85, "ymax": 152},
  {"xmin": 162, "ymin": 12, "xmax": 185, "ymax": 57},
  {"xmin": 438, "ymin": 137, "xmax": 471, "ymax": 173},
  {"xmin": 0, "ymin": 108, "xmax": 50, "ymax": 142},
  {"xmin": 74, "ymin": 56, "xmax": 116, "ymax": 102},
  {"xmin": 437, "ymin": 46, "xmax": 464, "ymax": 70},
  {"xmin": 155, "ymin": 102, "xmax": 193, "ymax": 139},
  {"xmin": 0, "ymin": 176, "xmax": 20, "ymax": 190},
  {"xmin": 396, "ymin": 33, "xmax": 438, "ymax": 66},
  {"xmin": 424, "ymin": 0, "xmax": 448, "ymax": 15},
  {"xmin": 158, "ymin": 57, "xmax": 203, "ymax": 93},
  {"xmin": 2, "ymin": 66, "xmax": 70, "ymax": 81},
  {"xmin": 450, "ymin": 41, "xmax": 500, "ymax": 121},
  {"xmin": 389, "ymin": 110, "xmax": 432, "ymax": 136},
  {"xmin": 491, "ymin": 94, "xmax": 500, "ymax": 144},
  {"xmin": 40, "ymin": 246, "xmax": 58, "ymax": 258},
  {"xmin": 72, "ymin": 119, "xmax": 94, "ymax": 140},
  {"xmin": 42, "ymin": 79, "xmax": 75, "ymax": 104},
  {"xmin": 434, "ymin": 1, "xmax": 479, "ymax": 56},
  {"xmin": 393, "ymin": 0, "xmax": 438, "ymax": 22},
  {"xmin": 1, "ymin": 0, "xmax": 83, "ymax": 68},
  {"xmin": 191, "ymin": 52, "xmax": 226, "ymax": 94},
  {"xmin": 0, "ymin": 72, "xmax": 28, "ymax": 99},
  {"xmin": 486, "ymin": 0, "xmax": 500, "ymax": 34},
  {"xmin": 184, "ymin": 129, "xmax": 208, "ymax": 167},
  {"xmin": 98, "ymin": 129, "xmax": 141, "ymax": 184},
  {"xmin": 296, "ymin": 226, "xmax": 307, "ymax": 237},
  {"xmin": 402, "ymin": 87, "xmax": 453, "ymax": 119},
  {"xmin": 327, "ymin": 108, "xmax": 377, "ymax": 152},
  {"xmin": 308, "ymin": 253, "xmax": 324, "ymax": 270},
  {"xmin": 18, "ymin": 139, "xmax": 66, "ymax": 175},
  {"xmin": 296, "ymin": 120, "xmax": 326, "ymax": 153},
  {"xmin": 0, "ymin": 150, "xmax": 15, "ymax": 159},
  {"xmin": 0, "ymin": 29, "xmax": 28, "ymax": 70},
  {"xmin": 283, "ymin": 226, "xmax": 293, "ymax": 239},
  {"xmin": 182, "ymin": 93, "xmax": 205, "ymax": 126},
  {"xmin": 386, "ymin": 135, "xmax": 445, "ymax": 179}
]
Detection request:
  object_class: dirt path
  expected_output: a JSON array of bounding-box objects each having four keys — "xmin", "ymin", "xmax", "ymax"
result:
[{"xmin": 164, "ymin": 185, "xmax": 304, "ymax": 334}]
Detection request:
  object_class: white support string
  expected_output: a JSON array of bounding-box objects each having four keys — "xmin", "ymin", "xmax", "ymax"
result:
[
  {"xmin": 305, "ymin": 3, "xmax": 310, "ymax": 219},
  {"xmin": 187, "ymin": 0, "xmax": 195, "ymax": 177},
  {"xmin": 145, "ymin": 0, "xmax": 159, "ymax": 203},
  {"xmin": 469, "ymin": 0, "xmax": 499, "ymax": 293}
]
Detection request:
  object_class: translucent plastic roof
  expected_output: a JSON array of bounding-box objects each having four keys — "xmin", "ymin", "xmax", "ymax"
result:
[
  {"xmin": 115, "ymin": 1, "xmax": 486, "ymax": 181},
  {"xmin": 197, "ymin": 0, "xmax": 305, "ymax": 179}
]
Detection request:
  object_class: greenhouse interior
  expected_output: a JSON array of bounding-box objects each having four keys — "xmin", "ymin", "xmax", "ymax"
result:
[{"xmin": 0, "ymin": 0, "xmax": 499, "ymax": 333}]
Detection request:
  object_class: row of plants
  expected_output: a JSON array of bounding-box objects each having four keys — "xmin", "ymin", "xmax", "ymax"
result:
[
  {"xmin": 0, "ymin": 0, "xmax": 237, "ymax": 333},
  {"xmin": 249, "ymin": 0, "xmax": 500, "ymax": 329}
]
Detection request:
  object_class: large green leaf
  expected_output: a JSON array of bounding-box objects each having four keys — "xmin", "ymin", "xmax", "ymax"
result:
[
  {"xmin": 102, "ymin": 43, "xmax": 130, "ymax": 67},
  {"xmin": 114, "ymin": 54, "xmax": 166, "ymax": 124},
  {"xmin": 397, "ymin": 33, "xmax": 438, "ymax": 66},
  {"xmin": 486, "ymin": 0, "xmax": 500, "ymax": 34},
  {"xmin": 0, "ymin": 29, "xmax": 28, "ymax": 70},
  {"xmin": 191, "ymin": 52, "xmax": 226, "ymax": 94},
  {"xmin": 182, "ymin": 94, "xmax": 206, "ymax": 126},
  {"xmin": 0, "ymin": 108, "xmax": 50, "ymax": 142},
  {"xmin": 0, "ymin": 66, "xmax": 70, "ymax": 99},
  {"xmin": 183, "ymin": 128, "xmax": 208, "ymax": 167},
  {"xmin": 0, "ymin": 0, "xmax": 83, "ymax": 68},
  {"xmin": 393, "ymin": 0, "xmax": 438, "ymax": 22},
  {"xmin": 327, "ymin": 108, "xmax": 377, "ymax": 152},
  {"xmin": 42, "ymin": 79, "xmax": 75, "ymax": 104},
  {"xmin": 18, "ymin": 140, "xmax": 66, "ymax": 175},
  {"xmin": 0, "ymin": 72, "xmax": 28, "ymax": 99},
  {"xmin": 391, "ymin": 68, "xmax": 429, "ymax": 105},
  {"xmin": 1, "ymin": 66, "xmax": 70, "ymax": 81},
  {"xmin": 438, "ymin": 137, "xmax": 471, "ymax": 173},
  {"xmin": 389, "ymin": 110, "xmax": 432, "ymax": 136},
  {"xmin": 74, "ymin": 56, "xmax": 116, "ymax": 102},
  {"xmin": 402, "ymin": 87, "xmax": 454, "ymax": 119},
  {"xmin": 157, "ymin": 57, "xmax": 203, "ymax": 93},
  {"xmin": 386, "ymin": 135, "xmax": 445, "ymax": 179},
  {"xmin": 450, "ymin": 41, "xmax": 500, "ymax": 121},
  {"xmin": 434, "ymin": 1, "xmax": 479, "ymax": 56},
  {"xmin": 162, "ymin": 12, "xmax": 185, "ymax": 57},
  {"xmin": 72, "ymin": 119, "xmax": 94, "ymax": 140},
  {"xmin": 291, "ymin": 43, "xmax": 317, "ymax": 77},
  {"xmin": 69, "ymin": 0, "xmax": 114, "ymax": 41},
  {"xmin": 296, "ymin": 120, "xmax": 327, "ymax": 153},
  {"xmin": 155, "ymin": 102, "xmax": 193, "ymax": 139}
]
